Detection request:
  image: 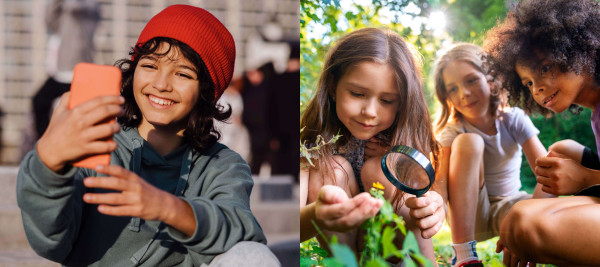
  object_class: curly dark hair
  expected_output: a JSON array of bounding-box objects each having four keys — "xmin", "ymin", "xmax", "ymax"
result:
[
  {"xmin": 116, "ymin": 37, "xmax": 231, "ymax": 153},
  {"xmin": 483, "ymin": 0, "xmax": 600, "ymax": 116}
]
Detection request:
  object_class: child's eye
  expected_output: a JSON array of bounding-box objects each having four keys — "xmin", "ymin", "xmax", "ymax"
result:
[
  {"xmin": 349, "ymin": 91, "xmax": 364, "ymax": 97},
  {"xmin": 380, "ymin": 98, "xmax": 394, "ymax": 105},
  {"xmin": 141, "ymin": 64, "xmax": 156, "ymax": 69},
  {"xmin": 177, "ymin": 73, "xmax": 194, "ymax": 79},
  {"xmin": 447, "ymin": 87, "xmax": 457, "ymax": 93},
  {"xmin": 541, "ymin": 65, "xmax": 550, "ymax": 75},
  {"xmin": 524, "ymin": 81, "xmax": 533, "ymax": 88},
  {"xmin": 468, "ymin": 78, "xmax": 478, "ymax": 84}
]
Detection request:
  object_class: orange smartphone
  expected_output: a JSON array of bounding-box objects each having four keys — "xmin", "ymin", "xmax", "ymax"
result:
[{"xmin": 69, "ymin": 63, "xmax": 122, "ymax": 169}]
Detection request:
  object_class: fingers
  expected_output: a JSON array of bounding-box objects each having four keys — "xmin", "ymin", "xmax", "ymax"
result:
[
  {"xmin": 535, "ymin": 156, "xmax": 557, "ymax": 168},
  {"xmin": 318, "ymin": 192, "xmax": 372, "ymax": 220},
  {"xmin": 80, "ymin": 122, "xmax": 121, "ymax": 141},
  {"xmin": 547, "ymin": 150, "xmax": 568, "ymax": 159},
  {"xmin": 54, "ymin": 92, "xmax": 71, "ymax": 116},
  {"xmin": 316, "ymin": 192, "xmax": 382, "ymax": 231},
  {"xmin": 83, "ymin": 192, "xmax": 128, "ymax": 205},
  {"xmin": 75, "ymin": 95, "xmax": 125, "ymax": 114},
  {"xmin": 84, "ymin": 176, "xmax": 131, "ymax": 191},
  {"xmin": 93, "ymin": 164, "xmax": 136, "ymax": 180},
  {"xmin": 82, "ymin": 140, "xmax": 119, "ymax": 155},
  {"xmin": 496, "ymin": 239, "xmax": 504, "ymax": 253},
  {"xmin": 96, "ymin": 205, "xmax": 136, "ymax": 217},
  {"xmin": 510, "ymin": 252, "xmax": 520, "ymax": 267},
  {"xmin": 503, "ymin": 247, "xmax": 511, "ymax": 267},
  {"xmin": 318, "ymin": 185, "xmax": 349, "ymax": 204},
  {"xmin": 420, "ymin": 218, "xmax": 443, "ymax": 239}
]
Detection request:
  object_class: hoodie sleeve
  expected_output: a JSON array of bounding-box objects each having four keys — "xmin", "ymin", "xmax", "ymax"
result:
[
  {"xmin": 16, "ymin": 149, "xmax": 88, "ymax": 263},
  {"xmin": 165, "ymin": 147, "xmax": 266, "ymax": 263}
]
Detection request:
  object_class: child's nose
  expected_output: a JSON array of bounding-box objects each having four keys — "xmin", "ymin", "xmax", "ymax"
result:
[
  {"xmin": 152, "ymin": 72, "xmax": 171, "ymax": 91},
  {"xmin": 459, "ymin": 86, "xmax": 471, "ymax": 98},
  {"xmin": 362, "ymin": 99, "xmax": 377, "ymax": 117},
  {"xmin": 532, "ymin": 83, "xmax": 545, "ymax": 94}
]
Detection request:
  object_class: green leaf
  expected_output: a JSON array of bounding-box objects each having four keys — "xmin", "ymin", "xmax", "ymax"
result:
[
  {"xmin": 410, "ymin": 252, "xmax": 434, "ymax": 267},
  {"xmin": 364, "ymin": 257, "xmax": 389, "ymax": 267},
  {"xmin": 300, "ymin": 257, "xmax": 318, "ymax": 267},
  {"xmin": 330, "ymin": 243, "xmax": 359, "ymax": 267},
  {"xmin": 381, "ymin": 226, "xmax": 398, "ymax": 259},
  {"xmin": 403, "ymin": 255, "xmax": 418, "ymax": 267},
  {"xmin": 312, "ymin": 245, "xmax": 329, "ymax": 258},
  {"xmin": 322, "ymin": 258, "xmax": 344, "ymax": 267},
  {"xmin": 402, "ymin": 231, "xmax": 420, "ymax": 254}
]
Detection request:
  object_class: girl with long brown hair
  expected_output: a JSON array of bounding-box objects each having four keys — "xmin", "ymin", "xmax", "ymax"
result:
[{"xmin": 300, "ymin": 27, "xmax": 445, "ymax": 264}]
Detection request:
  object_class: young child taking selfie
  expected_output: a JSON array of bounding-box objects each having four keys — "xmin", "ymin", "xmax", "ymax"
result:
[{"xmin": 17, "ymin": 5, "xmax": 278, "ymax": 266}]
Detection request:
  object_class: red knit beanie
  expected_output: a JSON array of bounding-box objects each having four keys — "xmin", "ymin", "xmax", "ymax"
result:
[{"xmin": 136, "ymin": 5, "xmax": 235, "ymax": 100}]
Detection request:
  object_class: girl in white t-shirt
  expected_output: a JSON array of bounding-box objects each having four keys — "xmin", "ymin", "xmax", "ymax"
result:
[{"xmin": 432, "ymin": 43, "xmax": 554, "ymax": 267}]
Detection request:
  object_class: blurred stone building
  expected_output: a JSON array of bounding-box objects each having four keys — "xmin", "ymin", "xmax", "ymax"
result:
[{"xmin": 0, "ymin": 0, "xmax": 299, "ymax": 164}]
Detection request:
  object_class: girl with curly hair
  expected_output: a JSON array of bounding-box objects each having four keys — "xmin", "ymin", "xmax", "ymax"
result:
[
  {"xmin": 433, "ymin": 43, "xmax": 552, "ymax": 267},
  {"xmin": 300, "ymin": 28, "xmax": 446, "ymax": 264},
  {"xmin": 484, "ymin": 0, "xmax": 600, "ymax": 265}
]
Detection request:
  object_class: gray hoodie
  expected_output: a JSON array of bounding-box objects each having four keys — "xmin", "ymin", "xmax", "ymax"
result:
[{"xmin": 17, "ymin": 127, "xmax": 266, "ymax": 266}]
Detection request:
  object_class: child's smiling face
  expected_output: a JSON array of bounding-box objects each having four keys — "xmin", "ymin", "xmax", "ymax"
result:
[
  {"xmin": 515, "ymin": 61, "xmax": 586, "ymax": 113},
  {"xmin": 133, "ymin": 43, "xmax": 200, "ymax": 132},
  {"xmin": 334, "ymin": 61, "xmax": 399, "ymax": 140},
  {"xmin": 442, "ymin": 60, "xmax": 492, "ymax": 123}
]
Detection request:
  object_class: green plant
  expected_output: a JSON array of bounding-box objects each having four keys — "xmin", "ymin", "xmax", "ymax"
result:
[{"xmin": 300, "ymin": 183, "xmax": 433, "ymax": 267}]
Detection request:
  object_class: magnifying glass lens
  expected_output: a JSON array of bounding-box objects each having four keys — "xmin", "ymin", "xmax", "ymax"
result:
[
  {"xmin": 385, "ymin": 152, "xmax": 430, "ymax": 190},
  {"xmin": 381, "ymin": 145, "xmax": 435, "ymax": 197}
]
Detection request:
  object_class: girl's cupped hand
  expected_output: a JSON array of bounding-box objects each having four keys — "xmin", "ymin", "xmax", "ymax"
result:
[
  {"xmin": 37, "ymin": 92, "xmax": 124, "ymax": 173},
  {"xmin": 314, "ymin": 185, "xmax": 383, "ymax": 232}
]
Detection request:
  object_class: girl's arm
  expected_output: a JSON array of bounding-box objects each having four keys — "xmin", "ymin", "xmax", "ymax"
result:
[{"xmin": 521, "ymin": 135, "xmax": 555, "ymax": 198}]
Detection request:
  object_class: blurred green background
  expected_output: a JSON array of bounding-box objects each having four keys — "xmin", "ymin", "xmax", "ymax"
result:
[{"xmin": 300, "ymin": 0, "xmax": 596, "ymax": 194}]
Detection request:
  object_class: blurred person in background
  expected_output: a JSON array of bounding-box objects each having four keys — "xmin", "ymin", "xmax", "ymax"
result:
[{"xmin": 33, "ymin": 0, "xmax": 100, "ymax": 139}]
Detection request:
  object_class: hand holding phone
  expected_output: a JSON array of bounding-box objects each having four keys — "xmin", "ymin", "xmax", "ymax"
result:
[{"xmin": 36, "ymin": 63, "xmax": 122, "ymax": 172}]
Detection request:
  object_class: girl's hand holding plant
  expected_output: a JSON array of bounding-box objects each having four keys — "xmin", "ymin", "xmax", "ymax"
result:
[
  {"xmin": 83, "ymin": 164, "xmax": 196, "ymax": 236},
  {"xmin": 535, "ymin": 150, "xmax": 595, "ymax": 195},
  {"xmin": 37, "ymin": 92, "xmax": 124, "ymax": 173},
  {"xmin": 315, "ymin": 185, "xmax": 383, "ymax": 232},
  {"xmin": 405, "ymin": 191, "xmax": 445, "ymax": 239}
]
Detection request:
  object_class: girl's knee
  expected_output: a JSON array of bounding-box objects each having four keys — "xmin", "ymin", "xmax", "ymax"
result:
[
  {"xmin": 501, "ymin": 200, "xmax": 549, "ymax": 258},
  {"xmin": 549, "ymin": 139, "xmax": 584, "ymax": 160},
  {"xmin": 451, "ymin": 133, "xmax": 484, "ymax": 156}
]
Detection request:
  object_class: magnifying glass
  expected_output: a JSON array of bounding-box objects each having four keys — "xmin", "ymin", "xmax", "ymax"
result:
[{"xmin": 380, "ymin": 145, "xmax": 435, "ymax": 197}]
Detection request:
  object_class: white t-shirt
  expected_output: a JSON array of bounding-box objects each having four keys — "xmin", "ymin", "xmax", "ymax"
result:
[{"xmin": 437, "ymin": 107, "xmax": 539, "ymax": 196}]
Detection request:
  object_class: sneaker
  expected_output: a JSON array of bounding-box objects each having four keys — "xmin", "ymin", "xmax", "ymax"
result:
[{"xmin": 457, "ymin": 260, "xmax": 484, "ymax": 267}]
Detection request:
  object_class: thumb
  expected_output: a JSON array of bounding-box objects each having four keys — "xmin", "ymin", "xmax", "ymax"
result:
[
  {"xmin": 547, "ymin": 150, "xmax": 568, "ymax": 159},
  {"xmin": 54, "ymin": 92, "xmax": 71, "ymax": 115},
  {"xmin": 318, "ymin": 185, "xmax": 348, "ymax": 204},
  {"xmin": 496, "ymin": 239, "xmax": 504, "ymax": 253}
]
